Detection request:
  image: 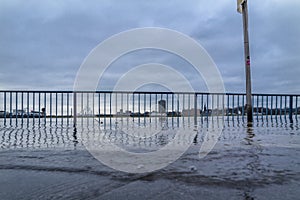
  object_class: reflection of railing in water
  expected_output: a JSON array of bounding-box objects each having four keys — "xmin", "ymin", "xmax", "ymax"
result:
[
  {"xmin": 1, "ymin": 118, "xmax": 298, "ymax": 150},
  {"xmin": 0, "ymin": 124, "xmax": 76, "ymax": 149},
  {"xmin": 0, "ymin": 90, "xmax": 299, "ymax": 126},
  {"xmin": 0, "ymin": 120, "xmax": 198, "ymax": 150}
]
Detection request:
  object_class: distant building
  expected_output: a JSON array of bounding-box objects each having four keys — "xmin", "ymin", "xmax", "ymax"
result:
[
  {"xmin": 158, "ymin": 100, "xmax": 166, "ymax": 113},
  {"xmin": 116, "ymin": 109, "xmax": 131, "ymax": 116},
  {"xmin": 182, "ymin": 108, "xmax": 201, "ymax": 117}
]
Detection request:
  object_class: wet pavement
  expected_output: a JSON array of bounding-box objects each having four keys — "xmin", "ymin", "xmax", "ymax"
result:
[{"xmin": 0, "ymin": 118, "xmax": 299, "ymax": 199}]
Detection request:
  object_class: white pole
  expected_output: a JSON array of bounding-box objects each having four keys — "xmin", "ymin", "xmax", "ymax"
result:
[{"xmin": 241, "ymin": 0, "xmax": 253, "ymax": 123}]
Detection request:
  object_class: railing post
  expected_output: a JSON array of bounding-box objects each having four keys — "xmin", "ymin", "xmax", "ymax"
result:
[
  {"xmin": 289, "ymin": 95, "xmax": 293, "ymax": 123},
  {"xmin": 73, "ymin": 92, "xmax": 77, "ymax": 128},
  {"xmin": 194, "ymin": 93, "xmax": 197, "ymax": 126}
]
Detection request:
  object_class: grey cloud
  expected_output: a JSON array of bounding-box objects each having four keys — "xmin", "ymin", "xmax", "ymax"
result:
[{"xmin": 0, "ymin": 0, "xmax": 299, "ymax": 94}]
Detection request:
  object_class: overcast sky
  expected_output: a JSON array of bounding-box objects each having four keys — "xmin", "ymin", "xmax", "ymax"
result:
[{"xmin": 0, "ymin": 0, "xmax": 299, "ymax": 94}]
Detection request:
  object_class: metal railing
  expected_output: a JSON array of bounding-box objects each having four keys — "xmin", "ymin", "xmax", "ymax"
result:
[
  {"xmin": 0, "ymin": 90, "xmax": 299, "ymax": 126},
  {"xmin": 0, "ymin": 91, "xmax": 73, "ymax": 126}
]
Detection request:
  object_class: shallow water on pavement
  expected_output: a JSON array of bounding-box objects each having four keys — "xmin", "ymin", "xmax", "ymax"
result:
[{"xmin": 0, "ymin": 117, "xmax": 299, "ymax": 200}]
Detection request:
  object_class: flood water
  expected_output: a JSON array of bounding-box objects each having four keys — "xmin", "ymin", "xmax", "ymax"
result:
[{"xmin": 0, "ymin": 117, "xmax": 299, "ymax": 200}]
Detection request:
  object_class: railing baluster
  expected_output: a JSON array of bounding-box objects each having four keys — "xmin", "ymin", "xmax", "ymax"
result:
[
  {"xmin": 188, "ymin": 93, "xmax": 190, "ymax": 124},
  {"xmin": 144, "ymin": 93, "xmax": 146, "ymax": 124},
  {"xmin": 50, "ymin": 93, "xmax": 52, "ymax": 124},
  {"xmin": 38, "ymin": 92, "xmax": 41, "ymax": 124},
  {"xmin": 279, "ymin": 95, "xmax": 282, "ymax": 123},
  {"xmin": 296, "ymin": 96, "xmax": 298, "ymax": 122},
  {"xmin": 61, "ymin": 93, "xmax": 64, "ymax": 124},
  {"xmin": 194, "ymin": 93, "xmax": 197, "ymax": 125},
  {"xmin": 127, "ymin": 93, "xmax": 129, "ymax": 124},
  {"xmin": 115, "ymin": 93, "xmax": 118, "ymax": 120},
  {"xmin": 149, "ymin": 93, "xmax": 152, "ymax": 123},
  {"xmin": 289, "ymin": 95, "xmax": 293, "ymax": 123},
  {"xmin": 154, "ymin": 93, "xmax": 158, "ymax": 126},
  {"xmin": 275, "ymin": 96, "xmax": 278, "ymax": 119},
  {"xmin": 138, "ymin": 93, "xmax": 141, "ymax": 124},
  {"xmin": 4, "ymin": 92, "xmax": 6, "ymax": 125},
  {"xmin": 81, "ymin": 92, "xmax": 83, "ymax": 125},
  {"xmin": 33, "ymin": 92, "xmax": 35, "ymax": 123},
  {"xmin": 256, "ymin": 95, "xmax": 259, "ymax": 122},
  {"xmin": 21, "ymin": 92, "xmax": 24, "ymax": 125},
  {"xmin": 206, "ymin": 94, "xmax": 209, "ymax": 119},
  {"xmin": 237, "ymin": 95, "xmax": 240, "ymax": 121},
  {"xmin": 104, "ymin": 93, "xmax": 106, "ymax": 128},
  {"xmin": 121, "ymin": 93, "xmax": 123, "ymax": 117},
  {"xmin": 211, "ymin": 94, "xmax": 214, "ymax": 121},
  {"xmin": 109, "ymin": 93, "xmax": 112, "ymax": 128},
  {"xmin": 171, "ymin": 93, "xmax": 174, "ymax": 118},
  {"xmin": 10, "ymin": 92, "xmax": 12, "ymax": 125},
  {"xmin": 67, "ymin": 93, "xmax": 69, "ymax": 125},
  {"xmin": 44, "ymin": 93, "xmax": 47, "ymax": 124},
  {"xmin": 177, "ymin": 93, "xmax": 180, "ymax": 126},
  {"xmin": 296, "ymin": 96, "xmax": 298, "ymax": 121},
  {"xmin": 98, "ymin": 92, "xmax": 101, "ymax": 123},
  {"xmin": 200, "ymin": 94, "xmax": 203, "ymax": 123},
  {"xmin": 92, "ymin": 93, "xmax": 95, "ymax": 122},
  {"xmin": 284, "ymin": 96, "xmax": 287, "ymax": 123},
  {"xmin": 132, "ymin": 93, "xmax": 134, "ymax": 120},
  {"xmin": 232, "ymin": 94, "xmax": 234, "ymax": 122},
  {"xmin": 222, "ymin": 94, "xmax": 225, "ymax": 123},
  {"xmin": 27, "ymin": 92, "xmax": 30, "ymax": 124},
  {"xmin": 227, "ymin": 95, "xmax": 229, "ymax": 122},
  {"xmin": 266, "ymin": 95, "xmax": 269, "ymax": 122},
  {"xmin": 55, "ymin": 93, "xmax": 58, "ymax": 125},
  {"xmin": 87, "ymin": 93, "xmax": 89, "ymax": 125},
  {"xmin": 261, "ymin": 95, "xmax": 264, "ymax": 122},
  {"xmin": 166, "ymin": 94, "xmax": 169, "ymax": 116},
  {"xmin": 15, "ymin": 92, "xmax": 18, "ymax": 124},
  {"xmin": 270, "ymin": 95, "xmax": 273, "ymax": 121}
]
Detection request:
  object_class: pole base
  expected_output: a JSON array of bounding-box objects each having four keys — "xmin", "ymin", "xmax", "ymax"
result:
[{"xmin": 246, "ymin": 104, "xmax": 253, "ymax": 123}]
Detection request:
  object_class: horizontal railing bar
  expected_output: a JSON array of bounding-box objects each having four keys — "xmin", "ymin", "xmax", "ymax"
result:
[
  {"xmin": 0, "ymin": 90, "xmax": 74, "ymax": 93},
  {"xmin": 0, "ymin": 90, "xmax": 299, "ymax": 97}
]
